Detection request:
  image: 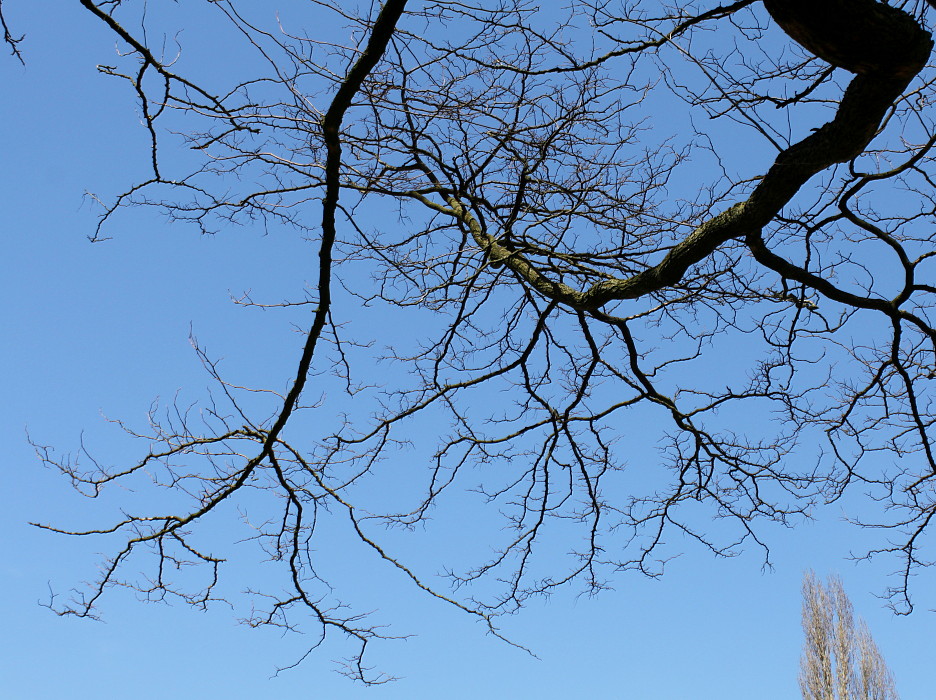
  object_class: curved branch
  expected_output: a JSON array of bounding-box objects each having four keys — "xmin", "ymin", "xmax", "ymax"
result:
[{"xmin": 454, "ymin": 0, "xmax": 933, "ymax": 312}]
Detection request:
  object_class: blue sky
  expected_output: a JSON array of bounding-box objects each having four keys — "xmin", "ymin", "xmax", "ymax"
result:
[{"xmin": 2, "ymin": 3, "xmax": 934, "ymax": 698}]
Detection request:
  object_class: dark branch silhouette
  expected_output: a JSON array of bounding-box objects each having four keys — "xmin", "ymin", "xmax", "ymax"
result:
[{"xmin": 13, "ymin": 0, "xmax": 936, "ymax": 681}]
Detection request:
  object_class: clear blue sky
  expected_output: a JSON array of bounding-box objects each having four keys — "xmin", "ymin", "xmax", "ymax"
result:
[{"xmin": 1, "ymin": 3, "xmax": 933, "ymax": 698}]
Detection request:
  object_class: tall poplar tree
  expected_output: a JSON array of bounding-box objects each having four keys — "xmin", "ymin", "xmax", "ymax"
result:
[{"xmin": 800, "ymin": 572, "xmax": 899, "ymax": 700}]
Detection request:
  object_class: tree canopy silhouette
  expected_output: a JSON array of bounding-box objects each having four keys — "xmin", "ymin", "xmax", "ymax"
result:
[{"xmin": 7, "ymin": 0, "xmax": 936, "ymax": 682}]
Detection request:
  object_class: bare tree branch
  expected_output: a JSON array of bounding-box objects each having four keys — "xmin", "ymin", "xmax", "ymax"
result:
[{"xmin": 13, "ymin": 0, "xmax": 936, "ymax": 681}]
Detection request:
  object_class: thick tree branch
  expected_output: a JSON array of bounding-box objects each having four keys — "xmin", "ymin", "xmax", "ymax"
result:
[{"xmin": 454, "ymin": 0, "xmax": 933, "ymax": 312}]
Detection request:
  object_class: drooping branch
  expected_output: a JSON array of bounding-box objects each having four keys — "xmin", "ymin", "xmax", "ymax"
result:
[
  {"xmin": 0, "ymin": 0, "xmax": 23, "ymax": 64},
  {"xmin": 270, "ymin": 0, "xmax": 410, "ymax": 440}
]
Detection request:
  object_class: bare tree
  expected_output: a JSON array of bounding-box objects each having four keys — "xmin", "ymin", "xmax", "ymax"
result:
[
  {"xmin": 5, "ymin": 0, "xmax": 936, "ymax": 682},
  {"xmin": 800, "ymin": 572, "xmax": 899, "ymax": 700}
]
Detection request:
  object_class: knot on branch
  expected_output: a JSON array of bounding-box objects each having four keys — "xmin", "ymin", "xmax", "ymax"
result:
[{"xmin": 763, "ymin": 0, "xmax": 932, "ymax": 78}]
